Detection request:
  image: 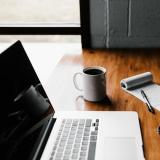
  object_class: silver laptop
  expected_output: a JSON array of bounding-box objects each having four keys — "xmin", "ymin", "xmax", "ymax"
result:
[
  {"xmin": 0, "ymin": 41, "xmax": 144, "ymax": 160},
  {"xmin": 40, "ymin": 111, "xmax": 145, "ymax": 160}
]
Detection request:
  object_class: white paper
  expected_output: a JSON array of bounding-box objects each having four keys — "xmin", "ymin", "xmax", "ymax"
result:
[{"xmin": 120, "ymin": 72, "xmax": 160, "ymax": 111}]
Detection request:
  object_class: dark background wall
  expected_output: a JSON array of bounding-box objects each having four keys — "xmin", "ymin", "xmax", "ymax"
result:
[{"xmin": 90, "ymin": 0, "xmax": 160, "ymax": 48}]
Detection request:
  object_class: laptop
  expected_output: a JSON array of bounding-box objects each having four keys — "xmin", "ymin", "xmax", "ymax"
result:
[
  {"xmin": 0, "ymin": 41, "xmax": 145, "ymax": 160},
  {"xmin": 40, "ymin": 111, "xmax": 145, "ymax": 160}
]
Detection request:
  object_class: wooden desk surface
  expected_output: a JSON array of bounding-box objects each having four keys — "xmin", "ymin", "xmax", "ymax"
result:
[{"xmin": 45, "ymin": 49, "xmax": 160, "ymax": 160}]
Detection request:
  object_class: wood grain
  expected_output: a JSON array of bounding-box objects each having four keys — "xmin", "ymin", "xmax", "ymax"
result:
[{"xmin": 46, "ymin": 49, "xmax": 160, "ymax": 160}]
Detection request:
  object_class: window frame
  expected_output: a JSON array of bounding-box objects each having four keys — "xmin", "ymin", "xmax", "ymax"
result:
[{"xmin": 0, "ymin": 0, "xmax": 90, "ymax": 48}]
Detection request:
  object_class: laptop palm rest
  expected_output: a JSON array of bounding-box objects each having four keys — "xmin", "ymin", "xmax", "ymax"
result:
[{"xmin": 104, "ymin": 137, "xmax": 138, "ymax": 160}]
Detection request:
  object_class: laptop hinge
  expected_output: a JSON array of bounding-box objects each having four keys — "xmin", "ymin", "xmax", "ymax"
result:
[{"xmin": 31, "ymin": 116, "xmax": 56, "ymax": 160}]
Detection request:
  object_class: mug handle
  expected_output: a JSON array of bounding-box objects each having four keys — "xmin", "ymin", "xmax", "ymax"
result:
[{"xmin": 73, "ymin": 72, "xmax": 83, "ymax": 91}]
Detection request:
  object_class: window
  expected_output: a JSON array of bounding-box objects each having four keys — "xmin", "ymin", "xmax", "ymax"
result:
[
  {"xmin": 0, "ymin": 0, "xmax": 80, "ymax": 23},
  {"xmin": 0, "ymin": 0, "xmax": 90, "ymax": 48}
]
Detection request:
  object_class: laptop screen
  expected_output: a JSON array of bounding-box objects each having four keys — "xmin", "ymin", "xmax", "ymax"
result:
[
  {"xmin": 0, "ymin": 41, "xmax": 39, "ymax": 115},
  {"xmin": 0, "ymin": 41, "xmax": 53, "ymax": 160},
  {"xmin": 0, "ymin": 41, "xmax": 51, "ymax": 120}
]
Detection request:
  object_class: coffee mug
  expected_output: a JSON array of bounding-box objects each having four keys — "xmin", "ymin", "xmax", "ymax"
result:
[
  {"xmin": 14, "ymin": 85, "xmax": 50, "ymax": 118},
  {"xmin": 73, "ymin": 66, "xmax": 106, "ymax": 102}
]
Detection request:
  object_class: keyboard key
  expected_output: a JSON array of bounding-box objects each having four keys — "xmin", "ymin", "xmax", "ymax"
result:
[
  {"xmin": 96, "ymin": 119, "xmax": 99, "ymax": 122},
  {"xmin": 80, "ymin": 151, "xmax": 87, "ymax": 157},
  {"xmin": 59, "ymin": 127, "xmax": 63, "ymax": 131},
  {"xmin": 78, "ymin": 125, "xmax": 84, "ymax": 129},
  {"xmin": 74, "ymin": 143, "xmax": 80, "ymax": 148},
  {"xmin": 76, "ymin": 134, "xmax": 82, "ymax": 138},
  {"xmin": 90, "ymin": 136, "xmax": 97, "ymax": 141},
  {"xmin": 83, "ymin": 136, "xmax": 89, "ymax": 141},
  {"xmin": 81, "ymin": 146, "xmax": 88, "ymax": 151},
  {"xmin": 95, "ymin": 126, "xmax": 98, "ymax": 130},
  {"xmin": 69, "ymin": 135, "xmax": 75, "ymax": 139},
  {"xmin": 79, "ymin": 157, "xmax": 86, "ymax": 160},
  {"xmin": 56, "ymin": 135, "xmax": 60, "ymax": 140},
  {"xmin": 82, "ymin": 141, "xmax": 88, "ymax": 146},
  {"xmin": 75, "ymin": 138, "xmax": 81, "ymax": 143},
  {"xmin": 65, "ymin": 124, "xmax": 71, "ymax": 128},
  {"xmin": 84, "ymin": 132, "xmax": 90, "ymax": 136},
  {"xmin": 91, "ymin": 131, "xmax": 98, "ymax": 135},
  {"xmin": 53, "ymin": 146, "xmax": 57, "ymax": 150},
  {"xmin": 62, "ymin": 133, "xmax": 69, "ymax": 137},
  {"xmin": 95, "ymin": 122, "xmax": 99, "ymax": 126},
  {"xmin": 79, "ymin": 119, "xmax": 85, "ymax": 125},
  {"xmin": 72, "ymin": 120, "xmax": 79, "ymax": 126},
  {"xmin": 64, "ymin": 128, "xmax": 70, "ymax": 133},
  {"xmin": 66, "ymin": 119, "xmax": 72, "ymax": 124},
  {"xmin": 70, "ymin": 131, "xmax": 76, "ymax": 135},
  {"xmin": 71, "ymin": 153, "xmax": 78, "ymax": 159},
  {"xmin": 88, "ymin": 141, "xmax": 96, "ymax": 160},
  {"xmin": 51, "ymin": 151, "xmax": 55, "ymax": 156},
  {"xmin": 84, "ymin": 127, "xmax": 90, "ymax": 132},
  {"xmin": 77, "ymin": 129, "xmax": 83, "ymax": 134},
  {"xmin": 71, "ymin": 126, "xmax": 77, "ymax": 130},
  {"xmin": 57, "ymin": 147, "xmax": 64, "ymax": 152},
  {"xmin": 49, "ymin": 157, "xmax": 53, "ymax": 160},
  {"xmin": 72, "ymin": 124, "xmax": 78, "ymax": 127},
  {"xmin": 73, "ymin": 119, "xmax": 79, "ymax": 123},
  {"xmin": 55, "ymin": 152, "xmax": 63, "ymax": 158},
  {"xmin": 65, "ymin": 149, "xmax": 71, "ymax": 155},
  {"xmin": 67, "ymin": 139, "xmax": 74, "ymax": 144},
  {"xmin": 61, "ymin": 138, "xmax": 67, "ymax": 142},
  {"xmin": 63, "ymin": 155, "xmax": 70, "ymax": 160},
  {"xmin": 86, "ymin": 119, "xmax": 92, "ymax": 127},
  {"xmin": 54, "ymin": 140, "xmax": 59, "ymax": 146},
  {"xmin": 59, "ymin": 141, "xmax": 66, "ymax": 146},
  {"xmin": 73, "ymin": 148, "xmax": 79, "ymax": 153},
  {"xmin": 66, "ymin": 144, "xmax": 72, "ymax": 149},
  {"xmin": 58, "ymin": 131, "xmax": 62, "ymax": 135}
]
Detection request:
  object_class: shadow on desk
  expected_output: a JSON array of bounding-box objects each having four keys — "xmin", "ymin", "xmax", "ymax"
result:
[{"xmin": 75, "ymin": 95, "xmax": 115, "ymax": 111}]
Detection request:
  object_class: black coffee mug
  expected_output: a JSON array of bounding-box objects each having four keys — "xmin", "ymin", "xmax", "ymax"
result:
[{"xmin": 14, "ymin": 85, "xmax": 50, "ymax": 118}]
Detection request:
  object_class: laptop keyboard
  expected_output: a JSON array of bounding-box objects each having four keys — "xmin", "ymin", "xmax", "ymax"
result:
[{"xmin": 49, "ymin": 118, "xmax": 99, "ymax": 160}]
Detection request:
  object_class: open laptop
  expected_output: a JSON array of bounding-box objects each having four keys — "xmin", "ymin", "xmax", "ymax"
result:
[{"xmin": 1, "ymin": 41, "xmax": 145, "ymax": 160}]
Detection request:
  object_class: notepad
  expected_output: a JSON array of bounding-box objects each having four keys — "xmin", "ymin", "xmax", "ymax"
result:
[{"xmin": 120, "ymin": 72, "xmax": 160, "ymax": 111}]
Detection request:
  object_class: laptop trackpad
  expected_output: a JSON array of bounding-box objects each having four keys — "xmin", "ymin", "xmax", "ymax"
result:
[{"xmin": 104, "ymin": 137, "xmax": 138, "ymax": 160}]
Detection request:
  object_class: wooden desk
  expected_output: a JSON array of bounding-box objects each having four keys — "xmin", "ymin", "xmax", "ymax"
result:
[{"xmin": 45, "ymin": 49, "xmax": 160, "ymax": 160}]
